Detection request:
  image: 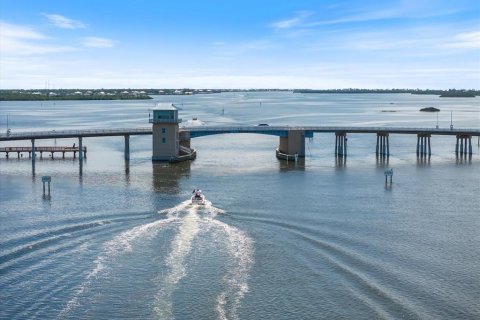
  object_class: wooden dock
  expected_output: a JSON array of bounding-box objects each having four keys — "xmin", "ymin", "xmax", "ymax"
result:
[{"xmin": 0, "ymin": 146, "xmax": 87, "ymax": 158}]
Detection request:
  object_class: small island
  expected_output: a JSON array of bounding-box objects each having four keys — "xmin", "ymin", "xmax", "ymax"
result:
[
  {"xmin": 293, "ymin": 88, "xmax": 479, "ymax": 97},
  {"xmin": 439, "ymin": 91, "xmax": 476, "ymax": 98},
  {"xmin": 420, "ymin": 107, "xmax": 440, "ymax": 112}
]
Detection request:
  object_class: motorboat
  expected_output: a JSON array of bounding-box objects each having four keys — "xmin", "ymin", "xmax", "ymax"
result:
[{"xmin": 191, "ymin": 189, "xmax": 206, "ymax": 205}]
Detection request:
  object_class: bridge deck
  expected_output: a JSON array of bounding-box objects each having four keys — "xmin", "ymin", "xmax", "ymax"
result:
[{"xmin": 0, "ymin": 126, "xmax": 479, "ymax": 141}]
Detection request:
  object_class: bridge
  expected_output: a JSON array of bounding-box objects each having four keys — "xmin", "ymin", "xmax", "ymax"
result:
[{"xmin": 1, "ymin": 126, "xmax": 479, "ymax": 163}]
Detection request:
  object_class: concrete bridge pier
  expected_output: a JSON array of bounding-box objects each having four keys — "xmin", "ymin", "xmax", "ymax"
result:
[
  {"xmin": 335, "ymin": 132, "xmax": 347, "ymax": 157},
  {"xmin": 31, "ymin": 139, "xmax": 36, "ymax": 176},
  {"xmin": 78, "ymin": 137, "xmax": 83, "ymax": 161},
  {"xmin": 376, "ymin": 133, "xmax": 390, "ymax": 156},
  {"xmin": 417, "ymin": 134, "xmax": 431, "ymax": 156},
  {"xmin": 277, "ymin": 130, "xmax": 305, "ymax": 160},
  {"xmin": 31, "ymin": 139, "xmax": 36, "ymax": 164},
  {"xmin": 124, "ymin": 134, "xmax": 130, "ymax": 160},
  {"xmin": 179, "ymin": 131, "xmax": 191, "ymax": 150},
  {"xmin": 456, "ymin": 135, "xmax": 472, "ymax": 156}
]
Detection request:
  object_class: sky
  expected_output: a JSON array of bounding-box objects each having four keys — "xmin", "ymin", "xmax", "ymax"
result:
[{"xmin": 0, "ymin": 0, "xmax": 479, "ymax": 89}]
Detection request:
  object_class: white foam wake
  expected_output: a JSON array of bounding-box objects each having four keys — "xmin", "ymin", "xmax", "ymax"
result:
[
  {"xmin": 211, "ymin": 219, "xmax": 254, "ymax": 320},
  {"xmin": 203, "ymin": 200, "xmax": 226, "ymax": 216},
  {"xmin": 58, "ymin": 203, "xmax": 187, "ymax": 318},
  {"xmin": 154, "ymin": 207, "xmax": 200, "ymax": 318}
]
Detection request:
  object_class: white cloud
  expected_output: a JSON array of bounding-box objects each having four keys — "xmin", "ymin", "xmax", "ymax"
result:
[
  {"xmin": 308, "ymin": 1, "xmax": 462, "ymax": 27},
  {"xmin": 445, "ymin": 31, "xmax": 480, "ymax": 49},
  {"xmin": 0, "ymin": 21, "xmax": 73, "ymax": 55},
  {"xmin": 270, "ymin": 11, "xmax": 313, "ymax": 30},
  {"xmin": 0, "ymin": 21, "xmax": 46, "ymax": 40},
  {"xmin": 42, "ymin": 14, "xmax": 86, "ymax": 29},
  {"xmin": 82, "ymin": 37, "xmax": 115, "ymax": 48}
]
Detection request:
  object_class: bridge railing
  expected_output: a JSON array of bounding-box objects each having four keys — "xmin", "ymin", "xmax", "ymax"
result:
[
  {"xmin": 0, "ymin": 128, "xmax": 152, "ymax": 139},
  {"xmin": 1, "ymin": 126, "xmax": 479, "ymax": 141}
]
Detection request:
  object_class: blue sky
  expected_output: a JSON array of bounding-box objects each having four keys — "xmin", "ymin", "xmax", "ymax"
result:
[{"xmin": 0, "ymin": 0, "xmax": 479, "ymax": 89}]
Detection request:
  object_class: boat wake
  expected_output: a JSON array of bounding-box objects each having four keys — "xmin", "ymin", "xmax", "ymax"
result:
[
  {"xmin": 154, "ymin": 206, "xmax": 200, "ymax": 318},
  {"xmin": 59, "ymin": 201, "xmax": 189, "ymax": 318},
  {"xmin": 59, "ymin": 199, "xmax": 254, "ymax": 320},
  {"xmin": 211, "ymin": 219, "xmax": 254, "ymax": 320}
]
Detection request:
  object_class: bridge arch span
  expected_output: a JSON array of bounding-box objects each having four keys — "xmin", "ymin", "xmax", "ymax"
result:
[{"xmin": 182, "ymin": 128, "xmax": 288, "ymax": 138}]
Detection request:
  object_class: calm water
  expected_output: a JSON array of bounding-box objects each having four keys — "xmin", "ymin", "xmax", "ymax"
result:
[{"xmin": 1, "ymin": 92, "xmax": 479, "ymax": 319}]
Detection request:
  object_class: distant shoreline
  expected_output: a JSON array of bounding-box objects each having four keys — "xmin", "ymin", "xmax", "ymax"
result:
[
  {"xmin": 1, "ymin": 88, "xmax": 478, "ymax": 101},
  {"xmin": 293, "ymin": 89, "xmax": 479, "ymax": 97},
  {"xmin": 0, "ymin": 90, "xmax": 153, "ymax": 101}
]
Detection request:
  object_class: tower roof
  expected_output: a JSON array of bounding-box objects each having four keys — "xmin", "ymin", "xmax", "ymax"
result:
[{"xmin": 153, "ymin": 103, "xmax": 178, "ymax": 111}]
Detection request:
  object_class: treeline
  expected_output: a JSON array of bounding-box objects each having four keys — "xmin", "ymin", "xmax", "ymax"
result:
[
  {"xmin": 415, "ymin": 89, "xmax": 477, "ymax": 97},
  {"xmin": 294, "ymin": 88, "xmax": 412, "ymax": 94},
  {"xmin": 0, "ymin": 93, "xmax": 153, "ymax": 101},
  {"xmin": 293, "ymin": 88, "xmax": 479, "ymax": 97},
  {"xmin": 0, "ymin": 88, "xmax": 293, "ymax": 100},
  {"xmin": 0, "ymin": 89, "xmax": 153, "ymax": 101}
]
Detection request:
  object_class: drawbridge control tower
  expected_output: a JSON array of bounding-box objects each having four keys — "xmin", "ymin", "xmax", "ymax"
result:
[{"xmin": 150, "ymin": 103, "xmax": 182, "ymax": 161}]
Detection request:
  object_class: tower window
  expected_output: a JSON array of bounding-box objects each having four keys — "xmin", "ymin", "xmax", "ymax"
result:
[
  {"xmin": 162, "ymin": 138, "xmax": 166, "ymax": 143},
  {"xmin": 162, "ymin": 128, "xmax": 166, "ymax": 133}
]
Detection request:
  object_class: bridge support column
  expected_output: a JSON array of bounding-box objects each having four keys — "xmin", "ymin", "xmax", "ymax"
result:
[
  {"xmin": 417, "ymin": 134, "xmax": 431, "ymax": 156},
  {"xmin": 179, "ymin": 131, "xmax": 191, "ymax": 150},
  {"xmin": 31, "ymin": 139, "xmax": 36, "ymax": 165},
  {"xmin": 456, "ymin": 135, "xmax": 472, "ymax": 156},
  {"xmin": 78, "ymin": 137, "xmax": 83, "ymax": 161},
  {"xmin": 277, "ymin": 130, "xmax": 305, "ymax": 160},
  {"xmin": 376, "ymin": 133, "xmax": 389, "ymax": 156},
  {"xmin": 335, "ymin": 132, "xmax": 347, "ymax": 157},
  {"xmin": 387, "ymin": 135, "xmax": 390, "ymax": 155},
  {"xmin": 417, "ymin": 136, "xmax": 420, "ymax": 155},
  {"xmin": 124, "ymin": 134, "xmax": 130, "ymax": 160}
]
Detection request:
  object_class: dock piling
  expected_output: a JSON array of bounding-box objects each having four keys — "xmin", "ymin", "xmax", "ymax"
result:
[
  {"xmin": 42, "ymin": 176, "xmax": 51, "ymax": 197},
  {"xmin": 31, "ymin": 139, "xmax": 36, "ymax": 165},
  {"xmin": 125, "ymin": 134, "xmax": 130, "ymax": 160},
  {"xmin": 78, "ymin": 137, "xmax": 83, "ymax": 161}
]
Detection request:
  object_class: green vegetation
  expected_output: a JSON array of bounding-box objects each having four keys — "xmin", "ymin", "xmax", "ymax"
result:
[
  {"xmin": 0, "ymin": 89, "xmax": 153, "ymax": 101},
  {"xmin": 293, "ymin": 89, "xmax": 412, "ymax": 94},
  {"xmin": 0, "ymin": 88, "xmax": 291, "ymax": 101},
  {"xmin": 294, "ymin": 88, "xmax": 479, "ymax": 97},
  {"xmin": 1, "ymin": 88, "xmax": 478, "ymax": 101},
  {"xmin": 413, "ymin": 89, "xmax": 477, "ymax": 97},
  {"xmin": 439, "ymin": 91, "xmax": 476, "ymax": 98}
]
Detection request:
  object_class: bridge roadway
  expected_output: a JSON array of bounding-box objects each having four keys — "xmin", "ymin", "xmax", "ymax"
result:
[
  {"xmin": 1, "ymin": 125, "xmax": 479, "ymax": 164},
  {"xmin": 1, "ymin": 126, "xmax": 479, "ymax": 141}
]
